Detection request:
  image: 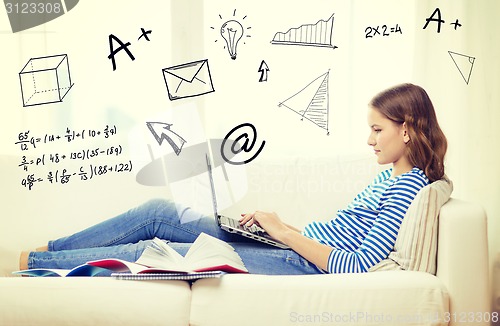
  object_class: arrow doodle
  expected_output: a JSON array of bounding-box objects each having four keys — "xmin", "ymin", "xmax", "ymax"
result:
[
  {"xmin": 146, "ymin": 122, "xmax": 187, "ymax": 155},
  {"xmin": 258, "ymin": 60, "xmax": 270, "ymax": 82}
]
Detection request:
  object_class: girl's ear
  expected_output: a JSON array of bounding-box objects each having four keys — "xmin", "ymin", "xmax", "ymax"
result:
[{"xmin": 402, "ymin": 122, "xmax": 410, "ymax": 144}]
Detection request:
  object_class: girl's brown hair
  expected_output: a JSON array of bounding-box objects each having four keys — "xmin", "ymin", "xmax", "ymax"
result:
[{"xmin": 369, "ymin": 83, "xmax": 447, "ymax": 182}]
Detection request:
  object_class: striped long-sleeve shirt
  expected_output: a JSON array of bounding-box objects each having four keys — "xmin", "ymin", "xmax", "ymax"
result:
[{"xmin": 303, "ymin": 167, "xmax": 429, "ymax": 273}]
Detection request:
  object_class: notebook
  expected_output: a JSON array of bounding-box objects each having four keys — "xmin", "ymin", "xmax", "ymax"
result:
[{"xmin": 111, "ymin": 270, "xmax": 224, "ymax": 281}]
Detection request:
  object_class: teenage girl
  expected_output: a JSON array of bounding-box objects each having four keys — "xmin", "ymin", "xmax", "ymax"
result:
[{"xmin": 20, "ymin": 83, "xmax": 447, "ymax": 275}]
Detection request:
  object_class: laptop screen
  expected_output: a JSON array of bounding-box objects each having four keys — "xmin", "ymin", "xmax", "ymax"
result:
[{"xmin": 205, "ymin": 153, "xmax": 219, "ymax": 219}]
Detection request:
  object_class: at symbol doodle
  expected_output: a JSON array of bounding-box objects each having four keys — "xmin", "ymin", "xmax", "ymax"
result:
[{"xmin": 221, "ymin": 123, "xmax": 266, "ymax": 165}]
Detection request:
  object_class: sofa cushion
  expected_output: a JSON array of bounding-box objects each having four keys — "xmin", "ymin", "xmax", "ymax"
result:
[
  {"xmin": 190, "ymin": 272, "xmax": 449, "ymax": 326},
  {"xmin": 0, "ymin": 277, "xmax": 192, "ymax": 326},
  {"xmin": 370, "ymin": 177, "xmax": 453, "ymax": 274}
]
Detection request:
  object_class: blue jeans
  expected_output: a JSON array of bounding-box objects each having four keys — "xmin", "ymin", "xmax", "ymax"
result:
[{"xmin": 28, "ymin": 199, "xmax": 323, "ymax": 275}]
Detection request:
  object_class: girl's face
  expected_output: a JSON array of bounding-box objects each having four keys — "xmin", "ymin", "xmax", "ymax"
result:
[{"xmin": 367, "ymin": 107, "xmax": 410, "ymax": 169}]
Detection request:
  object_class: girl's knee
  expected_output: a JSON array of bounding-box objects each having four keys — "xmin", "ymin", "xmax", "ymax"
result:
[
  {"xmin": 139, "ymin": 198, "xmax": 204, "ymax": 225},
  {"xmin": 141, "ymin": 198, "xmax": 179, "ymax": 220},
  {"xmin": 142, "ymin": 198, "xmax": 174, "ymax": 210}
]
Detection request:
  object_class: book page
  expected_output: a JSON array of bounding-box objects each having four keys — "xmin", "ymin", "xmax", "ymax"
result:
[
  {"xmin": 184, "ymin": 233, "xmax": 247, "ymax": 272},
  {"xmin": 135, "ymin": 238, "xmax": 188, "ymax": 271}
]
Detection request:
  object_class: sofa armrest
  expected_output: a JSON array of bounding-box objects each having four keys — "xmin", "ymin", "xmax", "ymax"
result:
[{"xmin": 436, "ymin": 198, "xmax": 490, "ymax": 325}]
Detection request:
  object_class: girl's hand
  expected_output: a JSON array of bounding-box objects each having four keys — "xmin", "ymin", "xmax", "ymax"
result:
[
  {"xmin": 239, "ymin": 211, "xmax": 289, "ymax": 242},
  {"xmin": 241, "ymin": 211, "xmax": 332, "ymax": 272}
]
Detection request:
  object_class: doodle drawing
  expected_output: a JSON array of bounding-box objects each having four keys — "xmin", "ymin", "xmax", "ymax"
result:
[
  {"xmin": 162, "ymin": 59, "xmax": 215, "ymax": 101},
  {"xmin": 19, "ymin": 54, "xmax": 74, "ymax": 107},
  {"xmin": 258, "ymin": 60, "xmax": 270, "ymax": 82},
  {"xmin": 271, "ymin": 13, "xmax": 337, "ymax": 49},
  {"xmin": 211, "ymin": 9, "xmax": 252, "ymax": 60},
  {"xmin": 146, "ymin": 122, "xmax": 187, "ymax": 155},
  {"xmin": 448, "ymin": 51, "xmax": 475, "ymax": 85},
  {"xmin": 220, "ymin": 20, "xmax": 244, "ymax": 60},
  {"xmin": 221, "ymin": 123, "xmax": 266, "ymax": 165},
  {"xmin": 278, "ymin": 70, "xmax": 330, "ymax": 135}
]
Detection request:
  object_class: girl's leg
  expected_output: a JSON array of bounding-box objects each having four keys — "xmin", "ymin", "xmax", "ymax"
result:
[
  {"xmin": 27, "ymin": 198, "xmax": 321, "ymax": 274},
  {"xmin": 28, "ymin": 241, "xmax": 323, "ymax": 275},
  {"xmin": 166, "ymin": 242, "xmax": 324, "ymax": 275},
  {"xmin": 28, "ymin": 240, "xmax": 156, "ymax": 271},
  {"xmin": 48, "ymin": 198, "xmax": 246, "ymax": 251},
  {"xmin": 229, "ymin": 242, "xmax": 324, "ymax": 275}
]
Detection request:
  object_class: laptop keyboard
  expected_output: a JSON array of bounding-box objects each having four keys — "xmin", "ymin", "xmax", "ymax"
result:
[
  {"xmin": 227, "ymin": 217, "xmax": 267, "ymax": 237},
  {"xmin": 220, "ymin": 215, "xmax": 289, "ymax": 249}
]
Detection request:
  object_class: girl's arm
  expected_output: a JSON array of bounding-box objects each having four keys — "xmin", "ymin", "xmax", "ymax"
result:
[
  {"xmin": 240, "ymin": 211, "xmax": 332, "ymax": 271},
  {"xmin": 283, "ymin": 223, "xmax": 302, "ymax": 233},
  {"xmin": 279, "ymin": 227, "xmax": 333, "ymax": 271}
]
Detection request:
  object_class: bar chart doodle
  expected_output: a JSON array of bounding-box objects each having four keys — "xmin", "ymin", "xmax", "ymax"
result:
[{"xmin": 271, "ymin": 13, "xmax": 337, "ymax": 49}]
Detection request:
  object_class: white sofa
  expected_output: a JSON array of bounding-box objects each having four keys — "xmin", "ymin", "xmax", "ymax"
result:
[{"xmin": 0, "ymin": 156, "xmax": 490, "ymax": 326}]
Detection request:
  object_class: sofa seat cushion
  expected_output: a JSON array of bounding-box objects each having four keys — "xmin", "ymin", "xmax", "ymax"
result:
[
  {"xmin": 0, "ymin": 277, "xmax": 191, "ymax": 326},
  {"xmin": 190, "ymin": 271, "xmax": 449, "ymax": 326}
]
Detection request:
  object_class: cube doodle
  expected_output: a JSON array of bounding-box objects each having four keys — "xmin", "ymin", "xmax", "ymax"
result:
[{"xmin": 19, "ymin": 54, "xmax": 74, "ymax": 107}]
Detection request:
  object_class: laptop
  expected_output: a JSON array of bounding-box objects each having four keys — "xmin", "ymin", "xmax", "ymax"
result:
[{"xmin": 205, "ymin": 154, "xmax": 289, "ymax": 249}]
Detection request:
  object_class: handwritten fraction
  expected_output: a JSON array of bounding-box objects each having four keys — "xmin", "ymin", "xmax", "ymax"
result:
[
  {"xmin": 18, "ymin": 145, "xmax": 123, "ymax": 171},
  {"xmin": 21, "ymin": 162, "xmax": 133, "ymax": 191},
  {"xmin": 15, "ymin": 125, "xmax": 117, "ymax": 151},
  {"xmin": 15, "ymin": 125, "xmax": 133, "ymax": 190}
]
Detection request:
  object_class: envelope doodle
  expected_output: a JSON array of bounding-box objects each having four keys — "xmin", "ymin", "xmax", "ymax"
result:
[{"xmin": 162, "ymin": 59, "xmax": 215, "ymax": 101}]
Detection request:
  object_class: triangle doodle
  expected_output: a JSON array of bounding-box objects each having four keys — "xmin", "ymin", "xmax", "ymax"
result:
[
  {"xmin": 448, "ymin": 51, "xmax": 475, "ymax": 85},
  {"xmin": 278, "ymin": 71, "xmax": 330, "ymax": 135}
]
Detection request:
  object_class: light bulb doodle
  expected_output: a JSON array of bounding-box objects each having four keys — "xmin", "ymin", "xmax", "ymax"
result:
[
  {"xmin": 210, "ymin": 9, "xmax": 252, "ymax": 60},
  {"xmin": 220, "ymin": 20, "xmax": 243, "ymax": 60}
]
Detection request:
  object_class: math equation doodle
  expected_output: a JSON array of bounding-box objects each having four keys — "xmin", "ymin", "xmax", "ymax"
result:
[
  {"xmin": 16, "ymin": 125, "xmax": 117, "ymax": 151},
  {"xmin": 21, "ymin": 162, "xmax": 133, "ymax": 190},
  {"xmin": 15, "ymin": 125, "xmax": 133, "ymax": 190},
  {"xmin": 365, "ymin": 24, "xmax": 402, "ymax": 38}
]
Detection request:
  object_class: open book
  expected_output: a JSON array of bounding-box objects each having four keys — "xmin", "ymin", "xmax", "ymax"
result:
[
  {"xmin": 90, "ymin": 233, "xmax": 248, "ymax": 274},
  {"xmin": 13, "ymin": 233, "xmax": 248, "ymax": 277}
]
